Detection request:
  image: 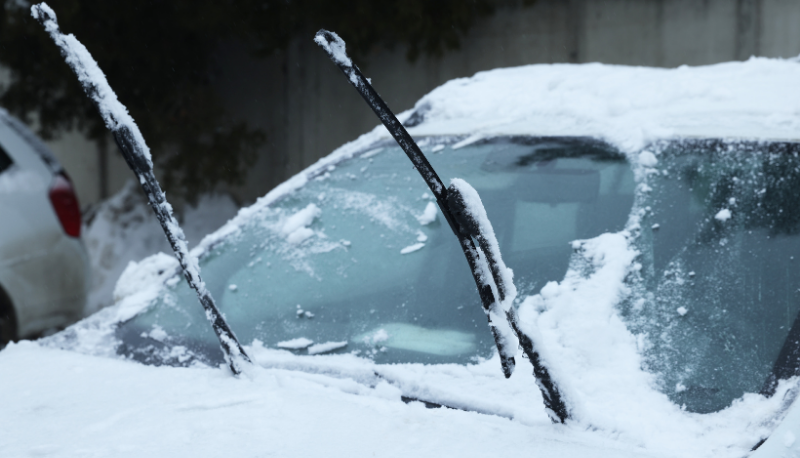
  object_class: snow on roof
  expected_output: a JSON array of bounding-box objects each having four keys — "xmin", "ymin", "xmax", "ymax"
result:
[{"xmin": 406, "ymin": 58, "xmax": 800, "ymax": 150}]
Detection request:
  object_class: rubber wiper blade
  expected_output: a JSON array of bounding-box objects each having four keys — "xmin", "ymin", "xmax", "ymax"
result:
[
  {"xmin": 32, "ymin": 3, "xmax": 251, "ymax": 375},
  {"xmin": 315, "ymin": 29, "xmax": 569, "ymax": 423}
]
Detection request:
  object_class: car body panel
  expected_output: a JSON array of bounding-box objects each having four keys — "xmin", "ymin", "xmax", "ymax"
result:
[
  {"xmin": 0, "ymin": 112, "xmax": 89, "ymax": 338},
  {"xmin": 751, "ymin": 391, "xmax": 800, "ymax": 456}
]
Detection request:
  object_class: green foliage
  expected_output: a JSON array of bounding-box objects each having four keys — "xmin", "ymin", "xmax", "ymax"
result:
[{"xmin": 0, "ymin": 0, "xmax": 503, "ymax": 199}]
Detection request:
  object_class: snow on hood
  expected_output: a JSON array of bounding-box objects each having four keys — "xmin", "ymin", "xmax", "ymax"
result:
[{"xmin": 0, "ymin": 340, "xmax": 667, "ymax": 458}]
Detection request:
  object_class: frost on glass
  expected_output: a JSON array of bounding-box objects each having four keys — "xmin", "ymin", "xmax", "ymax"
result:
[
  {"xmin": 116, "ymin": 137, "xmax": 635, "ymax": 368},
  {"xmin": 623, "ymin": 140, "xmax": 800, "ymax": 413}
]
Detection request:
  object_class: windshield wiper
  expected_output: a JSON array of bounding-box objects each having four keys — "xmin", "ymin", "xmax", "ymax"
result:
[
  {"xmin": 32, "ymin": 4, "xmax": 250, "ymax": 376},
  {"xmin": 315, "ymin": 30, "xmax": 569, "ymax": 423}
]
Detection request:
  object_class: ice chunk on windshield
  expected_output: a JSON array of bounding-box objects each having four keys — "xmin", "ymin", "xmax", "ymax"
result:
[
  {"xmin": 715, "ymin": 208, "xmax": 731, "ymax": 222},
  {"xmin": 417, "ymin": 202, "xmax": 437, "ymax": 225},
  {"xmin": 276, "ymin": 338, "xmax": 314, "ymax": 350},
  {"xmin": 400, "ymin": 243, "xmax": 425, "ymax": 254},
  {"xmin": 282, "ymin": 203, "xmax": 321, "ymax": 244},
  {"xmin": 307, "ymin": 341, "xmax": 348, "ymax": 355}
]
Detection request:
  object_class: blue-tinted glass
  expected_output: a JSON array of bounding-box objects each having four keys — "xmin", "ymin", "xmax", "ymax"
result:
[
  {"xmin": 623, "ymin": 141, "xmax": 800, "ymax": 413},
  {"xmin": 116, "ymin": 137, "xmax": 634, "ymax": 367}
]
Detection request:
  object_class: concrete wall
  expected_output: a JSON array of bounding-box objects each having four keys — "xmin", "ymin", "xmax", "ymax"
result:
[{"xmin": 37, "ymin": 0, "xmax": 800, "ymax": 208}]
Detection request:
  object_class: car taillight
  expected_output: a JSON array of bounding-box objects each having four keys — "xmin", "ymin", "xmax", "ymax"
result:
[{"xmin": 49, "ymin": 173, "xmax": 81, "ymax": 238}]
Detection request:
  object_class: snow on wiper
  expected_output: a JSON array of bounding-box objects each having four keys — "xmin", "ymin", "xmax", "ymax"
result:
[
  {"xmin": 315, "ymin": 29, "xmax": 569, "ymax": 423},
  {"xmin": 31, "ymin": 3, "xmax": 250, "ymax": 375}
]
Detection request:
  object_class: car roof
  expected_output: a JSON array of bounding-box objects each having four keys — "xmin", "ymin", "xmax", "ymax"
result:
[{"xmin": 402, "ymin": 58, "xmax": 800, "ymax": 148}]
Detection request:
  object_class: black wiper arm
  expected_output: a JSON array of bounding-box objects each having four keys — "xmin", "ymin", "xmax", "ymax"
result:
[
  {"xmin": 32, "ymin": 3, "xmax": 250, "ymax": 375},
  {"xmin": 315, "ymin": 29, "xmax": 569, "ymax": 423}
]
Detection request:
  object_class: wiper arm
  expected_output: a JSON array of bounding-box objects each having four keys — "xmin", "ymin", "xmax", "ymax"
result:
[
  {"xmin": 32, "ymin": 3, "xmax": 250, "ymax": 376},
  {"xmin": 315, "ymin": 30, "xmax": 569, "ymax": 423}
]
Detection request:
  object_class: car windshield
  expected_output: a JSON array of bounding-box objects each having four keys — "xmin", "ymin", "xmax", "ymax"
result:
[
  {"xmin": 114, "ymin": 136, "xmax": 800, "ymax": 415},
  {"xmin": 117, "ymin": 137, "xmax": 634, "ymax": 365}
]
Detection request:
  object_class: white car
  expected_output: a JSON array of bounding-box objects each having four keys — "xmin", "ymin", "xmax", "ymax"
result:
[
  {"xmin": 5, "ymin": 58, "xmax": 800, "ymax": 457},
  {"xmin": 0, "ymin": 110, "xmax": 89, "ymax": 344}
]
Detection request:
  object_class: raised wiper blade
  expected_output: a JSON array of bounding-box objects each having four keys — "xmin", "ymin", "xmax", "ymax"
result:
[
  {"xmin": 315, "ymin": 29, "xmax": 569, "ymax": 423},
  {"xmin": 32, "ymin": 3, "xmax": 250, "ymax": 375}
]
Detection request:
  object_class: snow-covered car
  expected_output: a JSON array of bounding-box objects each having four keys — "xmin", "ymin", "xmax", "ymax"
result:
[
  {"xmin": 0, "ymin": 110, "xmax": 89, "ymax": 345},
  {"xmin": 7, "ymin": 58, "xmax": 800, "ymax": 457}
]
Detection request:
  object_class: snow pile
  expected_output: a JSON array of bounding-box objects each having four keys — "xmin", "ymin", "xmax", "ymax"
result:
[{"xmin": 83, "ymin": 181, "xmax": 238, "ymax": 315}]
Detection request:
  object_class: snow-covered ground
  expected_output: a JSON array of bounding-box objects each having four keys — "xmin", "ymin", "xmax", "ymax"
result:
[{"xmin": 2, "ymin": 53, "xmax": 800, "ymax": 457}]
